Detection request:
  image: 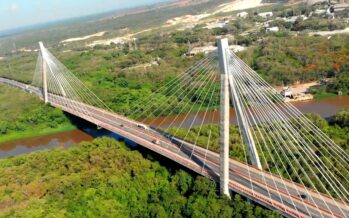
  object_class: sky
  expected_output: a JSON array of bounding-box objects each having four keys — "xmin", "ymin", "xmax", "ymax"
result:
[{"xmin": 0, "ymin": 0, "xmax": 169, "ymax": 32}]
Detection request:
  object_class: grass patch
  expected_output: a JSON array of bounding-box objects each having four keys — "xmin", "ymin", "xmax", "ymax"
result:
[
  {"xmin": 314, "ymin": 92, "xmax": 338, "ymax": 100},
  {"xmin": 0, "ymin": 124, "xmax": 76, "ymax": 144}
]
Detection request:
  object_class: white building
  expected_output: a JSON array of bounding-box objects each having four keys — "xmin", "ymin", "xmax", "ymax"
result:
[
  {"xmin": 237, "ymin": 12, "xmax": 248, "ymax": 18},
  {"xmin": 307, "ymin": 0, "xmax": 327, "ymax": 6},
  {"xmin": 314, "ymin": 9, "xmax": 327, "ymax": 15},
  {"xmin": 258, "ymin": 12, "xmax": 273, "ymax": 18},
  {"xmin": 281, "ymin": 87, "xmax": 292, "ymax": 98},
  {"xmin": 206, "ymin": 22, "xmax": 225, "ymax": 29},
  {"xmin": 266, "ymin": 26, "xmax": 279, "ymax": 33},
  {"xmin": 229, "ymin": 45, "xmax": 246, "ymax": 53},
  {"xmin": 280, "ymin": 15, "xmax": 308, "ymax": 23}
]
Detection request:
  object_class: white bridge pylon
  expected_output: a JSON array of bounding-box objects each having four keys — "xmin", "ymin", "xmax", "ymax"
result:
[
  {"xmin": 32, "ymin": 42, "xmax": 112, "ymax": 126},
  {"xmin": 217, "ymin": 38, "xmax": 262, "ymax": 197},
  {"xmin": 38, "ymin": 42, "xmax": 66, "ymax": 102}
]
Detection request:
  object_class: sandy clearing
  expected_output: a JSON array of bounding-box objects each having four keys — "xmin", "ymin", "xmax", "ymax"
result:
[
  {"xmin": 165, "ymin": 13, "xmax": 211, "ymax": 26},
  {"xmin": 275, "ymin": 81, "xmax": 319, "ymax": 95},
  {"xmin": 61, "ymin": 31, "xmax": 106, "ymax": 43},
  {"xmin": 88, "ymin": 36, "xmax": 129, "ymax": 47},
  {"xmin": 87, "ymin": 0, "xmax": 266, "ymax": 48},
  {"xmin": 213, "ymin": 0, "xmax": 264, "ymax": 14},
  {"xmin": 309, "ymin": 28, "xmax": 349, "ymax": 36},
  {"xmin": 165, "ymin": 0, "xmax": 265, "ymax": 27},
  {"xmin": 87, "ymin": 28, "xmax": 154, "ymax": 47}
]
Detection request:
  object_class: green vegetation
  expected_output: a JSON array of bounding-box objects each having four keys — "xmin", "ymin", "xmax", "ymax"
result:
[
  {"xmin": 0, "ymin": 85, "xmax": 75, "ymax": 143},
  {"xmin": 313, "ymin": 92, "xmax": 337, "ymax": 100},
  {"xmin": 0, "ymin": 124, "xmax": 75, "ymax": 144},
  {"xmin": 309, "ymin": 71, "xmax": 349, "ymax": 97},
  {"xmin": 239, "ymin": 34, "xmax": 349, "ymax": 86},
  {"xmin": 267, "ymin": 17, "xmax": 347, "ymax": 33},
  {"xmin": 292, "ymin": 18, "xmax": 347, "ymax": 32},
  {"xmin": 168, "ymin": 110, "xmax": 349, "ymax": 197},
  {"xmin": 332, "ymin": 108, "xmax": 349, "ymax": 128},
  {"xmin": 327, "ymin": 71, "xmax": 349, "ymax": 95},
  {"xmin": 0, "ymin": 138, "xmax": 280, "ymax": 217}
]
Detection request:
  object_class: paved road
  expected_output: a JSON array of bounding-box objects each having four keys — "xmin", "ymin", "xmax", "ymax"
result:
[{"xmin": 1, "ymin": 77, "xmax": 348, "ymax": 218}]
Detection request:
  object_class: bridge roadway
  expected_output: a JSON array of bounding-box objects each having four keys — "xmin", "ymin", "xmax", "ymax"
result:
[{"xmin": 1, "ymin": 77, "xmax": 348, "ymax": 218}]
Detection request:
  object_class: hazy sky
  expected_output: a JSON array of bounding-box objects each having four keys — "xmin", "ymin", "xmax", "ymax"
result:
[{"xmin": 0, "ymin": 0, "xmax": 169, "ymax": 31}]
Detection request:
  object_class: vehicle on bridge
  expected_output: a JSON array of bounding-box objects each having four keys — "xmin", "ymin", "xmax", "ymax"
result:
[
  {"xmin": 137, "ymin": 123, "xmax": 149, "ymax": 130},
  {"xmin": 152, "ymin": 139, "xmax": 160, "ymax": 145}
]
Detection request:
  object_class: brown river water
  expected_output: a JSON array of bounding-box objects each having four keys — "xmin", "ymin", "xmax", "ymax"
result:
[{"xmin": 1, "ymin": 96, "xmax": 349, "ymax": 159}]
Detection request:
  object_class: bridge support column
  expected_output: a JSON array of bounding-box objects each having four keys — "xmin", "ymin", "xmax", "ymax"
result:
[
  {"xmin": 217, "ymin": 38, "xmax": 231, "ymax": 198},
  {"xmin": 39, "ymin": 42, "xmax": 48, "ymax": 104}
]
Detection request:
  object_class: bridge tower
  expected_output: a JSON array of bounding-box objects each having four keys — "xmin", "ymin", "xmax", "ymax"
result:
[
  {"xmin": 217, "ymin": 38, "xmax": 262, "ymax": 197},
  {"xmin": 38, "ymin": 41, "xmax": 67, "ymax": 100},
  {"xmin": 38, "ymin": 42, "xmax": 48, "ymax": 104},
  {"xmin": 217, "ymin": 38, "xmax": 231, "ymax": 198}
]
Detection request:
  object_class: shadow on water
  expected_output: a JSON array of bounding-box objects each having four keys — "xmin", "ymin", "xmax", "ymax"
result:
[{"xmin": 63, "ymin": 112, "xmax": 138, "ymax": 147}]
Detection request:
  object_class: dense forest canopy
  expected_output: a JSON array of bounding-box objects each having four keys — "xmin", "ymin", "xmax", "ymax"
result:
[
  {"xmin": 239, "ymin": 34, "xmax": 349, "ymax": 86},
  {"xmin": 0, "ymin": 138, "xmax": 281, "ymax": 217}
]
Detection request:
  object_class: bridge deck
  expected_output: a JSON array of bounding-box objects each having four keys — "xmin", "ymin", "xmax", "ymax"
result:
[{"xmin": 1, "ymin": 77, "xmax": 348, "ymax": 218}]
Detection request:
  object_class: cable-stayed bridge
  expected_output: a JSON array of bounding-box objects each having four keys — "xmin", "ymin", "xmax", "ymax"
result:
[{"xmin": 0, "ymin": 39, "xmax": 348, "ymax": 218}]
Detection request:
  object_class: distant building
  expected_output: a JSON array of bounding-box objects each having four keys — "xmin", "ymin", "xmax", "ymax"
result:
[
  {"xmin": 281, "ymin": 87, "xmax": 292, "ymax": 98},
  {"xmin": 206, "ymin": 22, "xmax": 225, "ymax": 29},
  {"xmin": 266, "ymin": 26, "xmax": 279, "ymax": 33},
  {"xmin": 307, "ymin": 0, "xmax": 327, "ymax": 6},
  {"xmin": 229, "ymin": 45, "xmax": 247, "ymax": 53},
  {"xmin": 280, "ymin": 15, "xmax": 308, "ymax": 23},
  {"xmin": 258, "ymin": 12, "xmax": 273, "ymax": 18},
  {"xmin": 314, "ymin": 9, "xmax": 327, "ymax": 15},
  {"xmin": 308, "ymin": 0, "xmax": 348, "ymax": 4},
  {"xmin": 237, "ymin": 12, "xmax": 248, "ymax": 18}
]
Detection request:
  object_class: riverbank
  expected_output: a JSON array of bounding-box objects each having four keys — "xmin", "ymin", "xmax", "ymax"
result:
[
  {"xmin": 274, "ymin": 81, "xmax": 344, "ymax": 102},
  {"xmin": 0, "ymin": 124, "xmax": 76, "ymax": 144}
]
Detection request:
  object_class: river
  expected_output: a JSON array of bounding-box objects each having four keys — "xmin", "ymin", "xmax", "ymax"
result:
[{"xmin": 1, "ymin": 96, "xmax": 349, "ymax": 159}]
